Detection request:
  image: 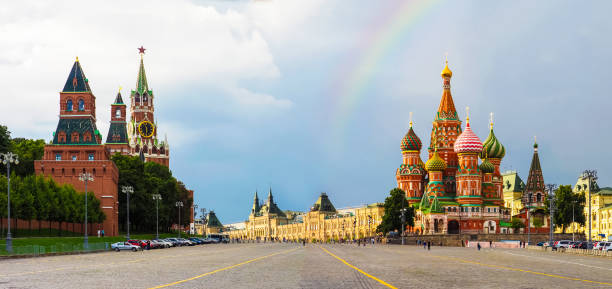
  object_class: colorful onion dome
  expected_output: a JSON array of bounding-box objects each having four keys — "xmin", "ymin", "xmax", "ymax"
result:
[
  {"xmin": 454, "ymin": 120, "xmax": 483, "ymax": 154},
  {"xmin": 425, "ymin": 150, "xmax": 447, "ymax": 171},
  {"xmin": 401, "ymin": 126, "xmax": 422, "ymax": 152},
  {"xmin": 441, "ymin": 60, "xmax": 452, "ymax": 78},
  {"xmin": 479, "ymin": 158, "xmax": 495, "ymax": 174},
  {"xmin": 481, "ymin": 128, "xmax": 505, "ymax": 159}
]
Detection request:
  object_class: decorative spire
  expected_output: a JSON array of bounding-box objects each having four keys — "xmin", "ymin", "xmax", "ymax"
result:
[
  {"xmin": 525, "ymin": 140, "xmax": 544, "ymax": 193},
  {"xmin": 135, "ymin": 47, "xmax": 150, "ymax": 95},
  {"xmin": 409, "ymin": 111, "xmax": 413, "ymax": 128},
  {"xmin": 465, "ymin": 106, "xmax": 470, "ymax": 125},
  {"xmin": 489, "ymin": 112, "xmax": 494, "ymax": 129},
  {"xmin": 436, "ymin": 59, "xmax": 458, "ymax": 120},
  {"xmin": 113, "ymin": 86, "xmax": 125, "ymax": 105}
]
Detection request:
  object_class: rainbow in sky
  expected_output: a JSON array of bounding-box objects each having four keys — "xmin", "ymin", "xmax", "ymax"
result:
[{"xmin": 330, "ymin": 0, "xmax": 442, "ymax": 140}]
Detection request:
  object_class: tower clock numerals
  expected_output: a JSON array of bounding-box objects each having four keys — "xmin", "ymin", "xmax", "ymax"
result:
[{"xmin": 138, "ymin": 121, "xmax": 155, "ymax": 138}]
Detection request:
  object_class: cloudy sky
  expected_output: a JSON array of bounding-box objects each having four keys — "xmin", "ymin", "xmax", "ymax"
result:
[{"xmin": 1, "ymin": 0, "xmax": 609, "ymax": 223}]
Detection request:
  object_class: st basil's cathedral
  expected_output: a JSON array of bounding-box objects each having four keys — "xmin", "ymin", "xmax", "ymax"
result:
[{"xmin": 396, "ymin": 61, "xmax": 548, "ymax": 235}]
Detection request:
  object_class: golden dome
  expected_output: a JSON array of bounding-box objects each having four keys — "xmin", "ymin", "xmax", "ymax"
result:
[
  {"xmin": 425, "ymin": 151, "xmax": 447, "ymax": 172},
  {"xmin": 441, "ymin": 60, "xmax": 452, "ymax": 78}
]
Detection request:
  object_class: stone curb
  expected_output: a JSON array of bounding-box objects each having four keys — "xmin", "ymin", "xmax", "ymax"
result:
[{"xmin": 0, "ymin": 249, "xmax": 108, "ymax": 260}]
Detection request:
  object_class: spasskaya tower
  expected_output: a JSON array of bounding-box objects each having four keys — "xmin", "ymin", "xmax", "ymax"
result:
[{"xmin": 127, "ymin": 47, "xmax": 170, "ymax": 167}]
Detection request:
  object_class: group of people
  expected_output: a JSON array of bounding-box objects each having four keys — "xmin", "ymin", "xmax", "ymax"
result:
[{"xmin": 416, "ymin": 240, "xmax": 431, "ymax": 250}]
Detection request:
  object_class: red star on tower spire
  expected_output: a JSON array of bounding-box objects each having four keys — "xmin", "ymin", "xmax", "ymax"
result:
[{"xmin": 138, "ymin": 46, "xmax": 146, "ymax": 55}]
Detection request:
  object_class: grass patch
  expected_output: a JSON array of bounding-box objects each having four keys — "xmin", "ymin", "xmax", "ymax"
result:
[{"xmin": 0, "ymin": 232, "xmax": 195, "ymax": 256}]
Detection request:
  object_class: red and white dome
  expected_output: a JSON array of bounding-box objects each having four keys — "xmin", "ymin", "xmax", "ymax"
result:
[{"xmin": 454, "ymin": 122, "xmax": 483, "ymax": 153}]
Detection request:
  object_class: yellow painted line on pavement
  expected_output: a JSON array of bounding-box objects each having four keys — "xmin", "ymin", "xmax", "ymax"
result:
[
  {"xmin": 148, "ymin": 247, "xmax": 298, "ymax": 289},
  {"xmin": 432, "ymin": 255, "xmax": 612, "ymax": 286},
  {"xmin": 320, "ymin": 246, "xmax": 397, "ymax": 289}
]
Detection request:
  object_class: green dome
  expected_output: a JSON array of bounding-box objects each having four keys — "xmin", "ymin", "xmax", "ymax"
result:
[
  {"xmin": 479, "ymin": 158, "xmax": 495, "ymax": 174},
  {"xmin": 481, "ymin": 128, "xmax": 505, "ymax": 159},
  {"xmin": 425, "ymin": 151, "xmax": 447, "ymax": 172}
]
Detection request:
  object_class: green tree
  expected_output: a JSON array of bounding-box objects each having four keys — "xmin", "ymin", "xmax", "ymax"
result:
[
  {"xmin": 510, "ymin": 217, "xmax": 525, "ymax": 232},
  {"xmin": 546, "ymin": 185, "xmax": 586, "ymax": 233},
  {"xmin": 0, "ymin": 124, "xmax": 10, "ymax": 154},
  {"xmin": 9, "ymin": 138, "xmax": 45, "ymax": 176},
  {"xmin": 376, "ymin": 188, "xmax": 414, "ymax": 235}
]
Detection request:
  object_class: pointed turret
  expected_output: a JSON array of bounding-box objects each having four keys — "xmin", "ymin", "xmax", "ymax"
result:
[
  {"xmin": 436, "ymin": 60, "xmax": 458, "ymax": 121},
  {"xmin": 106, "ymin": 89, "xmax": 128, "ymax": 144},
  {"xmin": 310, "ymin": 192, "xmax": 337, "ymax": 213},
  {"xmin": 523, "ymin": 138, "xmax": 546, "ymax": 208},
  {"xmin": 62, "ymin": 57, "xmax": 92, "ymax": 92},
  {"xmin": 251, "ymin": 191, "xmax": 261, "ymax": 215},
  {"xmin": 267, "ymin": 187, "xmax": 274, "ymax": 204},
  {"xmin": 525, "ymin": 139, "xmax": 544, "ymax": 193}
]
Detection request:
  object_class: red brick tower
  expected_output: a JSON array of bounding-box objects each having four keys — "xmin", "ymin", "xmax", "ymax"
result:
[
  {"xmin": 105, "ymin": 90, "xmax": 130, "ymax": 156},
  {"xmin": 35, "ymin": 58, "xmax": 119, "ymax": 236},
  {"xmin": 430, "ymin": 61, "xmax": 462, "ymax": 195},
  {"xmin": 396, "ymin": 113, "xmax": 426, "ymax": 205},
  {"xmin": 127, "ymin": 47, "xmax": 170, "ymax": 167}
]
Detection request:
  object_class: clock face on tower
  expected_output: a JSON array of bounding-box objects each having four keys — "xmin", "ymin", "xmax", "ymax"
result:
[{"xmin": 138, "ymin": 121, "xmax": 155, "ymax": 138}]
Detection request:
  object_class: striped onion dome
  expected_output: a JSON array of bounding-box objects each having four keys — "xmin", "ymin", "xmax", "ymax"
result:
[
  {"xmin": 480, "ymin": 128, "xmax": 505, "ymax": 159},
  {"xmin": 454, "ymin": 122, "xmax": 483, "ymax": 154},
  {"xmin": 425, "ymin": 151, "xmax": 447, "ymax": 171},
  {"xmin": 401, "ymin": 127, "xmax": 422, "ymax": 152},
  {"xmin": 479, "ymin": 158, "xmax": 495, "ymax": 174}
]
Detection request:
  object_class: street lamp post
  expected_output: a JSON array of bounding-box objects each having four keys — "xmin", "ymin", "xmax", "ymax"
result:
[
  {"xmin": 367, "ymin": 215, "xmax": 372, "ymax": 238},
  {"xmin": 526, "ymin": 192, "xmax": 532, "ymax": 246},
  {"xmin": 400, "ymin": 208, "xmax": 407, "ymax": 245},
  {"xmin": 78, "ymin": 172, "xmax": 94, "ymax": 249},
  {"xmin": 546, "ymin": 184, "xmax": 557, "ymax": 248},
  {"xmin": 152, "ymin": 194, "xmax": 162, "ymax": 240},
  {"xmin": 200, "ymin": 208, "xmax": 207, "ymax": 237},
  {"xmin": 175, "ymin": 201, "xmax": 184, "ymax": 238},
  {"xmin": 583, "ymin": 170, "xmax": 597, "ymax": 244},
  {"xmin": 122, "ymin": 186, "xmax": 134, "ymax": 240},
  {"xmin": 1, "ymin": 152, "xmax": 19, "ymax": 253}
]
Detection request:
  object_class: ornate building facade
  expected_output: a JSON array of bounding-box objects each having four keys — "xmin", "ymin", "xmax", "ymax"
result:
[
  {"xmin": 397, "ymin": 62, "xmax": 512, "ymax": 235},
  {"xmin": 227, "ymin": 191, "xmax": 384, "ymax": 242}
]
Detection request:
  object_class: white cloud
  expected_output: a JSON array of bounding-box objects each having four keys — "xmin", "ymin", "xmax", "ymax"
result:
[{"xmin": 0, "ymin": 0, "xmax": 295, "ymax": 140}]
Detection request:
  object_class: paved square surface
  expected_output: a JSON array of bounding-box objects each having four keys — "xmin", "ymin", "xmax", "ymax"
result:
[{"xmin": 0, "ymin": 243, "xmax": 610, "ymax": 288}]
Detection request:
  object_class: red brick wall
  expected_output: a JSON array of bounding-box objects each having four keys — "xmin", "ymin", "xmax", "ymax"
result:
[
  {"xmin": 35, "ymin": 145, "xmax": 119, "ymax": 236},
  {"xmin": 1, "ymin": 218, "xmax": 102, "ymax": 235}
]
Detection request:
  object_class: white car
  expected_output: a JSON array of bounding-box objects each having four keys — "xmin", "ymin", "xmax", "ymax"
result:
[
  {"xmin": 111, "ymin": 242, "xmax": 142, "ymax": 252},
  {"xmin": 153, "ymin": 239, "xmax": 172, "ymax": 248},
  {"xmin": 594, "ymin": 241, "xmax": 611, "ymax": 251},
  {"xmin": 554, "ymin": 240, "xmax": 572, "ymax": 249}
]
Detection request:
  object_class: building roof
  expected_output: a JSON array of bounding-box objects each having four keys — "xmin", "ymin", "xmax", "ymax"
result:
[
  {"xmin": 311, "ymin": 192, "xmax": 337, "ymax": 213},
  {"xmin": 62, "ymin": 58, "xmax": 92, "ymax": 93},
  {"xmin": 436, "ymin": 62, "xmax": 458, "ymax": 121},
  {"xmin": 53, "ymin": 118, "xmax": 101, "ymax": 145},
  {"xmin": 503, "ymin": 171, "xmax": 525, "ymax": 193},
  {"xmin": 134, "ymin": 56, "xmax": 152, "ymax": 95},
  {"xmin": 105, "ymin": 122, "xmax": 128, "ymax": 144},
  {"xmin": 206, "ymin": 211, "xmax": 223, "ymax": 228},
  {"xmin": 113, "ymin": 91, "xmax": 125, "ymax": 105},
  {"xmin": 425, "ymin": 150, "xmax": 447, "ymax": 171}
]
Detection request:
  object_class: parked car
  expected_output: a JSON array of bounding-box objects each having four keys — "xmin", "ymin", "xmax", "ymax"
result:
[
  {"xmin": 154, "ymin": 239, "xmax": 172, "ymax": 248},
  {"xmin": 164, "ymin": 238, "xmax": 181, "ymax": 247},
  {"xmin": 594, "ymin": 241, "xmax": 611, "ymax": 251},
  {"xmin": 127, "ymin": 239, "xmax": 147, "ymax": 248},
  {"xmin": 554, "ymin": 240, "xmax": 572, "ymax": 249},
  {"xmin": 149, "ymin": 239, "xmax": 167, "ymax": 249},
  {"xmin": 189, "ymin": 237, "xmax": 204, "ymax": 245},
  {"xmin": 177, "ymin": 238, "xmax": 194, "ymax": 246},
  {"xmin": 111, "ymin": 242, "xmax": 142, "ymax": 252}
]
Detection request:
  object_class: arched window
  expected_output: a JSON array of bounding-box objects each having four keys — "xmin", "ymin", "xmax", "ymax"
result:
[
  {"xmin": 115, "ymin": 109, "xmax": 121, "ymax": 118},
  {"xmin": 78, "ymin": 99, "xmax": 85, "ymax": 111},
  {"xmin": 66, "ymin": 99, "xmax": 73, "ymax": 111},
  {"xmin": 536, "ymin": 193, "xmax": 542, "ymax": 202}
]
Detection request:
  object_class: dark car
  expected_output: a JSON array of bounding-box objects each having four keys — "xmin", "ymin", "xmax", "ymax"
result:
[{"xmin": 189, "ymin": 237, "xmax": 204, "ymax": 245}]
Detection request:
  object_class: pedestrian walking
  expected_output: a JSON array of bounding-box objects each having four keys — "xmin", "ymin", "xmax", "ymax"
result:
[
  {"xmin": 477, "ymin": 243, "xmax": 481, "ymax": 251},
  {"xmin": 489, "ymin": 240, "xmax": 493, "ymax": 248},
  {"xmin": 146, "ymin": 240, "xmax": 151, "ymax": 250},
  {"xmin": 427, "ymin": 241, "xmax": 431, "ymax": 251},
  {"xmin": 101, "ymin": 230, "xmax": 105, "ymax": 237},
  {"xmin": 423, "ymin": 241, "xmax": 427, "ymax": 250}
]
